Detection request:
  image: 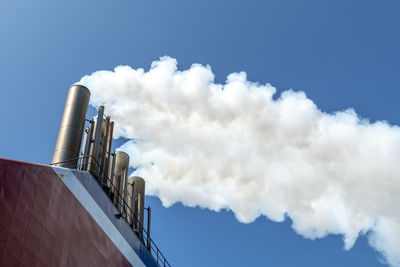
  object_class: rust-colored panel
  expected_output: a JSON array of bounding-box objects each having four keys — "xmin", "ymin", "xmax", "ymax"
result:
[{"xmin": 0, "ymin": 159, "xmax": 132, "ymax": 267}]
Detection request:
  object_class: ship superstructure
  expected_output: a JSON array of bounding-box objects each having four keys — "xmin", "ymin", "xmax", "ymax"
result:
[{"xmin": 0, "ymin": 85, "xmax": 170, "ymax": 267}]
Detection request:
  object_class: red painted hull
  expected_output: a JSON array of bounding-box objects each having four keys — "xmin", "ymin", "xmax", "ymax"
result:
[{"xmin": 0, "ymin": 159, "xmax": 131, "ymax": 267}]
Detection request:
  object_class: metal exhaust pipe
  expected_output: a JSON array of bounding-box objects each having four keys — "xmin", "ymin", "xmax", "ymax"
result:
[
  {"xmin": 80, "ymin": 119, "xmax": 94, "ymax": 170},
  {"xmin": 52, "ymin": 85, "xmax": 90, "ymax": 168},
  {"xmin": 102, "ymin": 118, "xmax": 113, "ymax": 177},
  {"xmin": 88, "ymin": 106, "xmax": 104, "ymax": 174},
  {"xmin": 108, "ymin": 152, "xmax": 116, "ymax": 189},
  {"xmin": 126, "ymin": 177, "xmax": 135, "ymax": 225},
  {"xmin": 112, "ymin": 151, "xmax": 129, "ymax": 211},
  {"xmin": 132, "ymin": 176, "xmax": 145, "ymax": 236}
]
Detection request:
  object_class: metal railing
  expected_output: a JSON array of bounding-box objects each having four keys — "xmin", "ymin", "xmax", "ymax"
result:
[{"xmin": 51, "ymin": 155, "xmax": 171, "ymax": 267}]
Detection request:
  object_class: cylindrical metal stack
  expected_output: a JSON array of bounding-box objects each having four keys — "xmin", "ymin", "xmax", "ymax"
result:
[
  {"xmin": 131, "ymin": 176, "xmax": 145, "ymax": 234},
  {"xmin": 52, "ymin": 85, "xmax": 90, "ymax": 168},
  {"xmin": 112, "ymin": 151, "xmax": 130, "ymax": 211},
  {"xmin": 80, "ymin": 106, "xmax": 115, "ymax": 184},
  {"xmin": 126, "ymin": 176, "xmax": 135, "ymax": 226},
  {"xmin": 86, "ymin": 106, "xmax": 104, "ymax": 175}
]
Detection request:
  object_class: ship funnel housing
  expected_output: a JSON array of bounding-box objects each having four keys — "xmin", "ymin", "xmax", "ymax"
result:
[{"xmin": 51, "ymin": 85, "xmax": 165, "ymax": 262}]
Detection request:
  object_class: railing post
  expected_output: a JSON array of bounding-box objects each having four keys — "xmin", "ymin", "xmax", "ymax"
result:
[{"xmin": 146, "ymin": 206, "xmax": 151, "ymax": 252}]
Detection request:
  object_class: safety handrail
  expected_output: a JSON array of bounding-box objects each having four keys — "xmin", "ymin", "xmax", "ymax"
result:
[{"xmin": 50, "ymin": 155, "xmax": 171, "ymax": 267}]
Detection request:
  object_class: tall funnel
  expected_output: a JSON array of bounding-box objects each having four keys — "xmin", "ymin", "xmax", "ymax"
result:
[
  {"xmin": 52, "ymin": 85, "xmax": 90, "ymax": 168},
  {"xmin": 132, "ymin": 176, "xmax": 145, "ymax": 233},
  {"xmin": 112, "ymin": 151, "xmax": 129, "ymax": 210},
  {"xmin": 126, "ymin": 176, "xmax": 135, "ymax": 225}
]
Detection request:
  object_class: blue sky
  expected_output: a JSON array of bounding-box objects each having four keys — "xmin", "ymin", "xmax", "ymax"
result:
[{"xmin": 1, "ymin": 1, "xmax": 399, "ymax": 266}]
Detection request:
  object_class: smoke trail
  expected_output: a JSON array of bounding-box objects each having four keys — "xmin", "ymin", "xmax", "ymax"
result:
[{"xmin": 79, "ymin": 56, "xmax": 400, "ymax": 266}]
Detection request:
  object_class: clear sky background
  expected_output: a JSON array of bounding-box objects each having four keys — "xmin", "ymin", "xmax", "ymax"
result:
[{"xmin": 1, "ymin": 1, "xmax": 399, "ymax": 266}]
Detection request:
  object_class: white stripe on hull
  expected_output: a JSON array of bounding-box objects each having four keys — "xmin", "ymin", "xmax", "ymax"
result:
[{"xmin": 51, "ymin": 167, "xmax": 146, "ymax": 267}]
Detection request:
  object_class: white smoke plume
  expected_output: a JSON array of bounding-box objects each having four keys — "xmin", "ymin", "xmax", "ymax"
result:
[{"xmin": 79, "ymin": 56, "xmax": 400, "ymax": 266}]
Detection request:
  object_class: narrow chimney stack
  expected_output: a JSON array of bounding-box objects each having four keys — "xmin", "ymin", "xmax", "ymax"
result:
[
  {"xmin": 126, "ymin": 176, "xmax": 135, "ymax": 226},
  {"xmin": 112, "ymin": 151, "xmax": 129, "ymax": 210},
  {"xmin": 131, "ymin": 176, "xmax": 145, "ymax": 234}
]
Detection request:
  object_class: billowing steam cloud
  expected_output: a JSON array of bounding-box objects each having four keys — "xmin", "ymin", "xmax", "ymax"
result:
[{"xmin": 79, "ymin": 56, "xmax": 400, "ymax": 266}]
